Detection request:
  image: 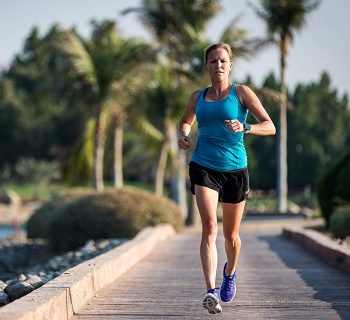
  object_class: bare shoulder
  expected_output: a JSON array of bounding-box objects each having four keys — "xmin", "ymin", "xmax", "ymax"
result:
[
  {"xmin": 180, "ymin": 90, "xmax": 200, "ymax": 125},
  {"xmin": 189, "ymin": 89, "xmax": 201, "ymax": 102},
  {"xmin": 236, "ymin": 84, "xmax": 261, "ymax": 107},
  {"xmin": 235, "ymin": 84, "xmax": 254, "ymax": 100},
  {"xmin": 186, "ymin": 89, "xmax": 201, "ymax": 109}
]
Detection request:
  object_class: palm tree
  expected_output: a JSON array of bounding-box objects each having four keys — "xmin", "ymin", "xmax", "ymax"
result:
[
  {"xmin": 122, "ymin": 0, "xmax": 220, "ymax": 63},
  {"xmin": 249, "ymin": 0, "xmax": 320, "ymax": 212},
  {"xmin": 123, "ymin": 1, "xmax": 221, "ymax": 217},
  {"xmin": 137, "ymin": 63, "xmax": 188, "ymax": 197},
  {"xmin": 124, "ymin": 0, "xmax": 260, "ymax": 219},
  {"xmin": 55, "ymin": 20, "xmax": 153, "ymax": 191}
]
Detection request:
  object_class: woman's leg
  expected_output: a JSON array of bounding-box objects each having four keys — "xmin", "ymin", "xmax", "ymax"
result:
[
  {"xmin": 222, "ymin": 200, "xmax": 246, "ymax": 275},
  {"xmin": 194, "ymin": 185, "xmax": 219, "ymax": 290}
]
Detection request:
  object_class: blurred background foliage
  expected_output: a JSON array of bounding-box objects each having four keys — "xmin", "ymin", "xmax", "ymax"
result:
[{"xmin": 0, "ymin": 0, "xmax": 349, "ymax": 223}]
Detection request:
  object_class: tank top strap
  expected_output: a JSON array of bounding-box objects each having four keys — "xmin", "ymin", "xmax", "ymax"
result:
[
  {"xmin": 200, "ymin": 87, "xmax": 209, "ymax": 100},
  {"xmin": 196, "ymin": 87, "xmax": 208, "ymax": 105},
  {"xmin": 229, "ymin": 83, "xmax": 237, "ymax": 97}
]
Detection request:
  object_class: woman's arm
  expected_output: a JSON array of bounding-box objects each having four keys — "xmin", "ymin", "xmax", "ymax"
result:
[
  {"xmin": 231, "ymin": 84, "xmax": 276, "ymax": 136},
  {"xmin": 178, "ymin": 90, "xmax": 199, "ymax": 150}
]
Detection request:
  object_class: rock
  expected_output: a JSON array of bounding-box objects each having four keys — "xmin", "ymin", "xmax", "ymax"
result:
[
  {"xmin": 82, "ymin": 240, "xmax": 95, "ymax": 253},
  {"xmin": 0, "ymin": 236, "xmax": 124, "ymax": 306},
  {"xmin": 6, "ymin": 190, "xmax": 22, "ymax": 205},
  {"xmin": 288, "ymin": 202, "xmax": 301, "ymax": 214},
  {"xmin": 17, "ymin": 274, "xmax": 26, "ymax": 281},
  {"xmin": 26, "ymin": 275, "xmax": 43, "ymax": 289},
  {"xmin": 74, "ymin": 251, "xmax": 83, "ymax": 260},
  {"xmin": 0, "ymin": 292, "xmax": 9, "ymax": 306},
  {"xmin": 6, "ymin": 279, "xmax": 19, "ymax": 287},
  {"xmin": 48, "ymin": 259, "xmax": 59, "ymax": 271},
  {"xmin": 0, "ymin": 280, "xmax": 6, "ymax": 291},
  {"xmin": 4, "ymin": 280, "xmax": 34, "ymax": 299},
  {"xmin": 43, "ymin": 274, "xmax": 54, "ymax": 282},
  {"xmin": 96, "ymin": 240, "xmax": 109, "ymax": 249},
  {"xmin": 301, "ymin": 206, "xmax": 314, "ymax": 218}
]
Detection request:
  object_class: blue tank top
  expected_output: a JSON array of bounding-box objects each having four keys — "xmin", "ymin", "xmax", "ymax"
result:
[{"xmin": 191, "ymin": 83, "xmax": 248, "ymax": 171}]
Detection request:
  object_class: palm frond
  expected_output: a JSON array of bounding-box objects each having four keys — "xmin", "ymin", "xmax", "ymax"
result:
[
  {"xmin": 252, "ymin": 37, "xmax": 278, "ymax": 53},
  {"xmin": 136, "ymin": 118, "xmax": 164, "ymax": 142},
  {"xmin": 251, "ymin": 85, "xmax": 293, "ymax": 110},
  {"xmin": 120, "ymin": 7, "xmax": 142, "ymax": 15},
  {"xmin": 55, "ymin": 30, "xmax": 98, "ymax": 91},
  {"xmin": 247, "ymin": 1, "xmax": 269, "ymax": 20},
  {"xmin": 64, "ymin": 118, "xmax": 95, "ymax": 185},
  {"xmin": 219, "ymin": 15, "xmax": 261, "ymax": 60},
  {"xmin": 103, "ymin": 63, "xmax": 152, "ymax": 116}
]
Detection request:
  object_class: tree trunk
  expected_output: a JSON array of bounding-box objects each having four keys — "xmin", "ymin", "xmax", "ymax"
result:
[
  {"xmin": 113, "ymin": 113, "xmax": 124, "ymax": 189},
  {"xmin": 168, "ymin": 123, "xmax": 188, "ymax": 219},
  {"xmin": 186, "ymin": 194, "xmax": 200, "ymax": 226},
  {"xmin": 94, "ymin": 110, "xmax": 105, "ymax": 192},
  {"xmin": 155, "ymin": 139, "xmax": 168, "ymax": 196},
  {"xmin": 277, "ymin": 39, "xmax": 288, "ymax": 213}
]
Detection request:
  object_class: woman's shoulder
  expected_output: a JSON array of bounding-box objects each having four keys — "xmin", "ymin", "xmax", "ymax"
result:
[
  {"xmin": 191, "ymin": 89, "xmax": 202, "ymax": 97},
  {"xmin": 189, "ymin": 89, "xmax": 204, "ymax": 102},
  {"xmin": 235, "ymin": 83, "xmax": 254, "ymax": 101},
  {"xmin": 233, "ymin": 83, "xmax": 254, "ymax": 108},
  {"xmin": 235, "ymin": 83, "xmax": 252, "ymax": 95},
  {"xmin": 192, "ymin": 87, "xmax": 208, "ymax": 97}
]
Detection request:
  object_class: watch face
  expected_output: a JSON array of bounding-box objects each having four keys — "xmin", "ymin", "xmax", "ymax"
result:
[{"xmin": 244, "ymin": 123, "xmax": 251, "ymax": 132}]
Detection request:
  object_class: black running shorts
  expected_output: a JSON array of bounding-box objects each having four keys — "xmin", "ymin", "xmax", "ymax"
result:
[{"xmin": 189, "ymin": 161, "xmax": 250, "ymax": 204}]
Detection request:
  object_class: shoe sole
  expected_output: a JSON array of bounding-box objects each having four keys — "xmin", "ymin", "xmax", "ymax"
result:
[
  {"xmin": 202, "ymin": 294, "xmax": 222, "ymax": 314},
  {"xmin": 220, "ymin": 290, "xmax": 236, "ymax": 303},
  {"xmin": 220, "ymin": 297, "xmax": 234, "ymax": 304}
]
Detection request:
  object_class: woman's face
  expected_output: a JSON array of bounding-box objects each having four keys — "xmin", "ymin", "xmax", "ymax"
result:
[{"xmin": 206, "ymin": 48, "xmax": 232, "ymax": 82}]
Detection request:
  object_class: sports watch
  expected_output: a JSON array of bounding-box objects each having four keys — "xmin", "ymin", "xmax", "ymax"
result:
[{"xmin": 243, "ymin": 123, "xmax": 251, "ymax": 134}]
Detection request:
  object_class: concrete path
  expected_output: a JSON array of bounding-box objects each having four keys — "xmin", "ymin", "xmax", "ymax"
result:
[{"xmin": 71, "ymin": 217, "xmax": 350, "ymax": 320}]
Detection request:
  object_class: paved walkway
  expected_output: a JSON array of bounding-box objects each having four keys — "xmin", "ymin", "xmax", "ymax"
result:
[{"xmin": 71, "ymin": 217, "xmax": 350, "ymax": 319}]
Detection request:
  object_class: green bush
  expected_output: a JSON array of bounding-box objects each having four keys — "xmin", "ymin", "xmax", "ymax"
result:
[
  {"xmin": 48, "ymin": 187, "xmax": 183, "ymax": 252},
  {"xmin": 317, "ymin": 149, "xmax": 350, "ymax": 227},
  {"xmin": 329, "ymin": 207, "xmax": 350, "ymax": 239},
  {"xmin": 14, "ymin": 157, "xmax": 60, "ymax": 183},
  {"xmin": 26, "ymin": 189, "xmax": 93, "ymax": 239}
]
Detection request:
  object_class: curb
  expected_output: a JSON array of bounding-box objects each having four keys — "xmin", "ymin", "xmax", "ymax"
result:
[
  {"xmin": 283, "ymin": 225, "xmax": 350, "ymax": 273},
  {"xmin": 0, "ymin": 224, "xmax": 176, "ymax": 320}
]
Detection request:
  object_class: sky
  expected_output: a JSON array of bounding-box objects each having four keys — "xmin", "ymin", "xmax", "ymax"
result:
[{"xmin": 1, "ymin": 0, "xmax": 349, "ymax": 96}]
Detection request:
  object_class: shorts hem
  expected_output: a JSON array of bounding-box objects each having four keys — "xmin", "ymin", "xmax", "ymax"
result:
[
  {"xmin": 219, "ymin": 193, "xmax": 249, "ymax": 204},
  {"xmin": 190, "ymin": 182, "xmax": 219, "ymax": 195}
]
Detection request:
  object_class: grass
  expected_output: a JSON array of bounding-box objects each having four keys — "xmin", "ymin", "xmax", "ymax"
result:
[
  {"xmin": 0, "ymin": 182, "xmax": 67, "ymax": 201},
  {"xmin": 1, "ymin": 181, "xmax": 320, "ymax": 218},
  {"xmin": 0, "ymin": 180, "xmax": 155, "ymax": 202},
  {"xmin": 246, "ymin": 197, "xmax": 277, "ymax": 210},
  {"xmin": 244, "ymin": 190, "xmax": 320, "ymax": 217}
]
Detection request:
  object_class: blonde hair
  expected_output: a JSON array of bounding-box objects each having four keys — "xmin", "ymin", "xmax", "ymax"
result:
[{"xmin": 204, "ymin": 42, "xmax": 233, "ymax": 64}]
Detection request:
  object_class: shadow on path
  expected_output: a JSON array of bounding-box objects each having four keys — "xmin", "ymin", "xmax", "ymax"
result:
[{"xmin": 259, "ymin": 234, "xmax": 350, "ymax": 320}]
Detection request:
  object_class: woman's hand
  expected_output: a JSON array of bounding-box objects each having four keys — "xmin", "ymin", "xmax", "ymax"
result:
[
  {"xmin": 225, "ymin": 119, "xmax": 243, "ymax": 133},
  {"xmin": 178, "ymin": 134, "xmax": 192, "ymax": 150}
]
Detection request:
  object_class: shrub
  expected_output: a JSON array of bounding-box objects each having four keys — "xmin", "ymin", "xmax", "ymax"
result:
[
  {"xmin": 317, "ymin": 149, "xmax": 350, "ymax": 227},
  {"xmin": 26, "ymin": 189, "xmax": 93, "ymax": 239},
  {"xmin": 48, "ymin": 187, "xmax": 183, "ymax": 252},
  {"xmin": 14, "ymin": 157, "xmax": 60, "ymax": 183},
  {"xmin": 329, "ymin": 207, "xmax": 350, "ymax": 239}
]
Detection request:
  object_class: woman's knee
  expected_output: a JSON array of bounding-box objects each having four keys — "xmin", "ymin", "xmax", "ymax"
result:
[
  {"xmin": 202, "ymin": 219, "xmax": 218, "ymax": 237},
  {"xmin": 224, "ymin": 231, "xmax": 241, "ymax": 243}
]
